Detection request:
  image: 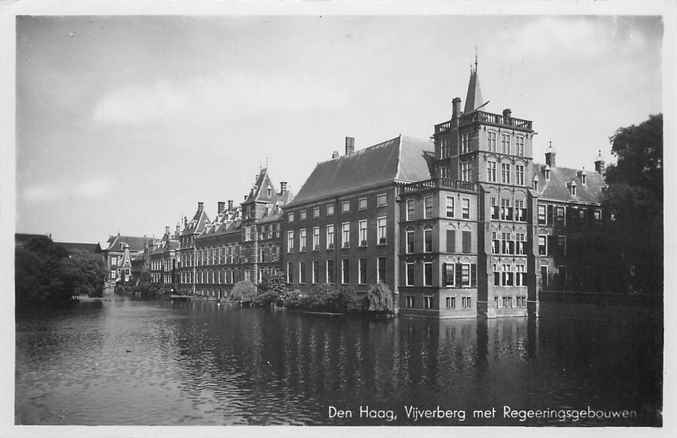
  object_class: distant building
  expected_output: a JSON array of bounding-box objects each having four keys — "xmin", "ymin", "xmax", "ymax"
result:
[
  {"xmin": 149, "ymin": 225, "xmax": 180, "ymax": 288},
  {"xmin": 101, "ymin": 234, "xmax": 154, "ymax": 283}
]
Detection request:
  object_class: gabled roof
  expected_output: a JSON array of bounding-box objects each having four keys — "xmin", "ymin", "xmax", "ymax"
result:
[
  {"xmin": 182, "ymin": 205, "xmax": 210, "ymax": 236},
  {"xmin": 242, "ymin": 167, "xmax": 294, "ymax": 207},
  {"xmin": 287, "ymin": 134, "xmax": 433, "ymax": 208},
  {"xmin": 104, "ymin": 235, "xmax": 153, "ymax": 252},
  {"xmin": 531, "ymin": 162, "xmax": 605, "ymax": 204}
]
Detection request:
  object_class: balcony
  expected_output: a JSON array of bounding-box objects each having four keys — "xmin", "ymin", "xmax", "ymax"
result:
[
  {"xmin": 399, "ymin": 178, "xmax": 477, "ymax": 195},
  {"xmin": 435, "ymin": 110, "xmax": 533, "ymax": 134}
]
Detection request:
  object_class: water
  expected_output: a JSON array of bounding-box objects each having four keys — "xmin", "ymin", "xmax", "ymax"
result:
[{"xmin": 15, "ymin": 297, "xmax": 662, "ymax": 426}]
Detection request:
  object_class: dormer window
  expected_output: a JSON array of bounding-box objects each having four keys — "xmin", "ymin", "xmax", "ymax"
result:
[
  {"xmin": 532, "ymin": 176, "xmax": 539, "ymax": 191},
  {"xmin": 581, "ymin": 173, "xmax": 587, "ymax": 185},
  {"xmin": 569, "ymin": 181, "xmax": 577, "ymax": 196},
  {"xmin": 544, "ymin": 165, "xmax": 550, "ymax": 181}
]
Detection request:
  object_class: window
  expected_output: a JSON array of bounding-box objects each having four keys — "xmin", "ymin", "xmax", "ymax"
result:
[
  {"xmin": 570, "ymin": 182, "xmax": 577, "ymax": 196},
  {"xmin": 515, "ymin": 200, "xmax": 525, "ymax": 221},
  {"xmin": 288, "ymin": 213, "xmax": 295, "ymax": 223},
  {"xmin": 502, "ymin": 264, "xmax": 513, "ymax": 286},
  {"xmin": 493, "ymin": 264, "xmax": 500, "ymax": 286},
  {"xmin": 488, "ymin": 131, "xmax": 497, "ymax": 152},
  {"xmin": 491, "ymin": 231, "xmax": 499, "ymax": 254},
  {"xmin": 300, "ymin": 210, "xmax": 307, "ymax": 220},
  {"xmin": 406, "ymin": 263, "xmax": 415, "ymax": 286},
  {"xmin": 406, "ymin": 199, "xmax": 415, "ymax": 220},
  {"xmin": 424, "ymin": 228, "xmax": 433, "ymax": 252},
  {"xmin": 313, "ymin": 206, "xmax": 320, "ymax": 218},
  {"xmin": 327, "ymin": 260, "xmax": 335, "ymax": 283},
  {"xmin": 558, "ymin": 265, "xmax": 567, "ymax": 287},
  {"xmin": 491, "ymin": 197, "xmax": 499, "ymax": 219},
  {"xmin": 287, "ymin": 262, "xmax": 293, "ymax": 283},
  {"xmin": 326, "ymin": 224, "xmax": 335, "ymax": 249},
  {"xmin": 440, "ymin": 136, "xmax": 450, "ymax": 158},
  {"xmin": 462, "ymin": 231, "xmax": 471, "ymax": 253},
  {"xmin": 516, "ymin": 136, "xmax": 525, "ymax": 156},
  {"xmin": 424, "ymin": 196, "xmax": 433, "ymax": 219},
  {"xmin": 537, "ymin": 205, "xmax": 546, "ymax": 225},
  {"xmin": 299, "ymin": 262, "xmax": 306, "ymax": 283},
  {"xmin": 358, "ymin": 258, "xmax": 367, "ymax": 284},
  {"xmin": 581, "ymin": 173, "xmax": 587, "ymax": 185},
  {"xmin": 377, "ymin": 217, "xmax": 387, "ymax": 245},
  {"xmin": 557, "ymin": 235, "xmax": 567, "ymax": 256},
  {"xmin": 341, "ymin": 259, "xmax": 350, "ymax": 284},
  {"xmin": 342, "ymin": 200, "xmax": 350, "ymax": 212},
  {"xmin": 533, "ymin": 177, "xmax": 539, "ymax": 191},
  {"xmin": 462, "ymin": 296, "xmax": 472, "ymax": 309},
  {"xmin": 377, "ymin": 257, "xmax": 386, "ymax": 283},
  {"xmin": 377, "ymin": 193, "xmax": 388, "ymax": 207},
  {"xmin": 460, "ymin": 264, "xmax": 471, "ymax": 287},
  {"xmin": 501, "ymin": 198, "xmax": 512, "ymax": 220},
  {"xmin": 406, "ymin": 296, "xmax": 415, "ymax": 308},
  {"xmin": 341, "ymin": 222, "xmax": 350, "ymax": 248},
  {"xmin": 423, "ymin": 263, "xmax": 433, "ymax": 286},
  {"xmin": 501, "ymin": 163, "xmax": 511, "ymax": 184},
  {"xmin": 515, "ymin": 265, "xmax": 526, "ymax": 286},
  {"xmin": 359, "ymin": 220, "xmax": 368, "ymax": 247},
  {"xmin": 441, "ymin": 166, "xmax": 449, "ymax": 178},
  {"xmin": 461, "ymin": 133, "xmax": 470, "ymax": 153},
  {"xmin": 516, "ymin": 165, "xmax": 525, "ymax": 186},
  {"xmin": 446, "ymin": 228, "xmax": 456, "ymax": 252},
  {"xmin": 359, "ymin": 197, "xmax": 368, "ymax": 210},
  {"xmin": 299, "ymin": 228, "xmax": 307, "ymax": 251},
  {"xmin": 541, "ymin": 265, "xmax": 548, "ymax": 288},
  {"xmin": 406, "ymin": 229, "xmax": 415, "ymax": 253},
  {"xmin": 446, "ymin": 196, "xmax": 455, "ymax": 217},
  {"xmin": 538, "ymin": 235, "xmax": 547, "ymax": 256},
  {"xmin": 446, "ymin": 296, "xmax": 456, "ymax": 309},
  {"xmin": 443, "ymin": 263, "xmax": 455, "ymax": 287},
  {"xmin": 501, "ymin": 134, "xmax": 510, "ymax": 154},
  {"xmin": 501, "ymin": 232, "xmax": 512, "ymax": 254},
  {"xmin": 594, "ymin": 209, "xmax": 602, "ymax": 222},
  {"xmin": 313, "ymin": 227, "xmax": 320, "ymax": 250},
  {"xmin": 287, "ymin": 231, "xmax": 294, "ymax": 252},
  {"xmin": 555, "ymin": 206, "xmax": 565, "ymax": 225},
  {"xmin": 327, "ymin": 204, "xmax": 335, "ymax": 216},
  {"xmin": 424, "ymin": 296, "xmax": 433, "ymax": 309},
  {"xmin": 516, "ymin": 233, "xmax": 527, "ymax": 255},
  {"xmin": 460, "ymin": 161, "xmax": 472, "ymax": 182},
  {"xmin": 110, "ymin": 270, "xmax": 117, "ymax": 279},
  {"xmin": 487, "ymin": 161, "xmax": 497, "ymax": 182},
  {"xmin": 462, "ymin": 198, "xmax": 470, "ymax": 219}
]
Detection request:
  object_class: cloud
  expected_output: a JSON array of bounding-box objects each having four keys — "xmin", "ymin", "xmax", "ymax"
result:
[
  {"xmin": 22, "ymin": 177, "xmax": 115, "ymax": 202},
  {"xmin": 92, "ymin": 73, "xmax": 349, "ymax": 125}
]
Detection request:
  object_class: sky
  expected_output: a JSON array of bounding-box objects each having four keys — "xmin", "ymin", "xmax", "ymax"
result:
[{"xmin": 15, "ymin": 15, "xmax": 662, "ymax": 243}]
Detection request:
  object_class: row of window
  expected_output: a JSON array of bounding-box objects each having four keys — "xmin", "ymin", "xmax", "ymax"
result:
[
  {"xmin": 490, "ymin": 198, "xmax": 528, "ymax": 221},
  {"xmin": 537, "ymin": 205, "xmax": 603, "ymax": 226},
  {"xmin": 287, "ymin": 218, "xmax": 388, "ymax": 252},
  {"xmin": 181, "ymin": 269, "xmax": 244, "ymax": 285},
  {"xmin": 486, "ymin": 162, "xmax": 526, "ymax": 185},
  {"xmin": 179, "ymin": 245, "xmax": 279, "ymax": 268},
  {"xmin": 149, "ymin": 260, "xmax": 175, "ymax": 271},
  {"xmin": 438, "ymin": 132, "xmax": 525, "ymax": 159},
  {"xmin": 405, "ymin": 261, "xmax": 477, "ymax": 288},
  {"xmin": 537, "ymin": 235, "xmax": 569, "ymax": 257},
  {"xmin": 495, "ymin": 295, "xmax": 528, "ymax": 309},
  {"xmin": 288, "ymin": 193, "xmax": 389, "ymax": 223},
  {"xmin": 405, "ymin": 196, "xmax": 471, "ymax": 221},
  {"xmin": 493, "ymin": 264, "xmax": 528, "ymax": 287},
  {"xmin": 405, "ymin": 228, "xmax": 473, "ymax": 254},
  {"xmin": 403, "ymin": 295, "xmax": 473, "ymax": 310},
  {"xmin": 286, "ymin": 257, "xmax": 388, "ymax": 285},
  {"xmin": 490, "ymin": 232, "xmax": 529, "ymax": 255}
]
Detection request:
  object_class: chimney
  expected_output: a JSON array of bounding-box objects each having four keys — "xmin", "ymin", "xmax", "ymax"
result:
[
  {"xmin": 331, "ymin": 150, "xmax": 340, "ymax": 159},
  {"xmin": 197, "ymin": 201, "xmax": 204, "ymax": 211},
  {"xmin": 452, "ymin": 97, "xmax": 461, "ymax": 119},
  {"xmin": 345, "ymin": 136, "xmax": 355, "ymax": 156},
  {"xmin": 594, "ymin": 149, "xmax": 605, "ymax": 174},
  {"xmin": 217, "ymin": 201, "xmax": 225, "ymax": 214},
  {"xmin": 545, "ymin": 141, "xmax": 556, "ymax": 167},
  {"xmin": 244, "ymin": 194, "xmax": 248, "ymax": 201},
  {"xmin": 228, "ymin": 199, "xmax": 234, "ymax": 211},
  {"xmin": 280, "ymin": 181, "xmax": 288, "ymax": 194},
  {"xmin": 502, "ymin": 108, "xmax": 512, "ymax": 121}
]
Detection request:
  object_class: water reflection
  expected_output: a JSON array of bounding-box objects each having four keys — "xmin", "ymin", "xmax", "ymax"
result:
[{"xmin": 15, "ymin": 298, "xmax": 660, "ymax": 426}]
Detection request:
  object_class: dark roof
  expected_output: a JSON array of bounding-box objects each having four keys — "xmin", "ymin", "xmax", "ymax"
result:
[
  {"xmin": 15, "ymin": 233, "xmax": 52, "ymax": 246},
  {"xmin": 55, "ymin": 242, "xmax": 102, "ymax": 254},
  {"xmin": 287, "ymin": 134, "xmax": 433, "ymax": 207},
  {"xmin": 531, "ymin": 162, "xmax": 605, "ymax": 204},
  {"xmin": 182, "ymin": 206, "xmax": 210, "ymax": 236},
  {"xmin": 464, "ymin": 67, "xmax": 484, "ymax": 113},
  {"xmin": 104, "ymin": 235, "xmax": 153, "ymax": 252}
]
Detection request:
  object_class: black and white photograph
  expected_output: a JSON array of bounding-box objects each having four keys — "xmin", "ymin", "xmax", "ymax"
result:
[{"xmin": 2, "ymin": 0, "xmax": 673, "ymax": 434}]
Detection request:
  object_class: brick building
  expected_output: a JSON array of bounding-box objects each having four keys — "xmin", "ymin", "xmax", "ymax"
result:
[
  {"xmin": 281, "ymin": 135, "xmax": 433, "ymax": 307},
  {"xmin": 149, "ymin": 225, "xmax": 180, "ymax": 287},
  {"xmin": 101, "ymin": 234, "xmax": 154, "ymax": 283}
]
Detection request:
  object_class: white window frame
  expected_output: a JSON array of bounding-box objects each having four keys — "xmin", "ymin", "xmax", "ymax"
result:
[
  {"xmin": 405, "ymin": 262, "xmax": 415, "ymax": 286},
  {"xmin": 359, "ymin": 219, "xmax": 368, "ymax": 247},
  {"xmin": 326, "ymin": 224, "xmax": 335, "ymax": 249},
  {"xmin": 423, "ymin": 262, "xmax": 433, "ymax": 286},
  {"xmin": 377, "ymin": 216, "xmax": 387, "ymax": 245},
  {"xmin": 341, "ymin": 222, "xmax": 350, "ymax": 248}
]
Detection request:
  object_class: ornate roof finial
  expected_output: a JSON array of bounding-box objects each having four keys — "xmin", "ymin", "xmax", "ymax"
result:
[{"xmin": 474, "ymin": 45, "xmax": 478, "ymax": 73}]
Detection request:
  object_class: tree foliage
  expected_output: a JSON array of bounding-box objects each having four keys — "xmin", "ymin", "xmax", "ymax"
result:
[
  {"xmin": 602, "ymin": 113, "xmax": 662, "ymax": 295},
  {"xmin": 15, "ymin": 237, "xmax": 106, "ymax": 309},
  {"xmin": 366, "ymin": 283, "xmax": 394, "ymax": 312},
  {"xmin": 229, "ymin": 280, "xmax": 257, "ymax": 302}
]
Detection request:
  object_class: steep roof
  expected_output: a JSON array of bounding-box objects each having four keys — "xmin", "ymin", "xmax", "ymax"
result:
[
  {"xmin": 182, "ymin": 205, "xmax": 210, "ymax": 236},
  {"xmin": 104, "ymin": 235, "xmax": 153, "ymax": 252},
  {"xmin": 531, "ymin": 162, "xmax": 605, "ymax": 204},
  {"xmin": 287, "ymin": 134, "xmax": 433, "ymax": 208},
  {"xmin": 463, "ymin": 66, "xmax": 484, "ymax": 114}
]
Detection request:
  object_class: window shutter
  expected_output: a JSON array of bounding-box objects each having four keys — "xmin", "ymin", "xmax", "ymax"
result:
[
  {"xmin": 456, "ymin": 264, "xmax": 462, "ymax": 287},
  {"xmin": 442, "ymin": 263, "xmax": 447, "ymax": 285},
  {"xmin": 462, "ymin": 231, "xmax": 471, "ymax": 253},
  {"xmin": 446, "ymin": 230, "xmax": 456, "ymax": 253},
  {"xmin": 471, "ymin": 264, "xmax": 477, "ymax": 287},
  {"xmin": 547, "ymin": 205, "xmax": 554, "ymax": 225},
  {"xmin": 548, "ymin": 235, "xmax": 555, "ymax": 256}
]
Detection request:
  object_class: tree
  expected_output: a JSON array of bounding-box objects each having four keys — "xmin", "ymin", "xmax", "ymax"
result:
[
  {"xmin": 602, "ymin": 113, "xmax": 662, "ymax": 295},
  {"xmin": 366, "ymin": 283, "xmax": 394, "ymax": 312},
  {"xmin": 229, "ymin": 280, "xmax": 257, "ymax": 302}
]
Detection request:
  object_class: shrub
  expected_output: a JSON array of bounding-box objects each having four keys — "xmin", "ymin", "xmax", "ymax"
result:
[
  {"xmin": 253, "ymin": 290, "xmax": 282, "ymax": 308},
  {"xmin": 366, "ymin": 283, "xmax": 395, "ymax": 312},
  {"xmin": 229, "ymin": 280, "xmax": 257, "ymax": 302}
]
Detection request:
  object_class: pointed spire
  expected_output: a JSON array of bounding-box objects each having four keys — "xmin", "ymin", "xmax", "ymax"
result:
[{"xmin": 463, "ymin": 51, "xmax": 484, "ymax": 114}]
